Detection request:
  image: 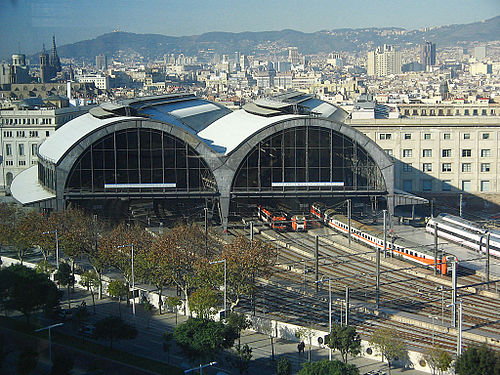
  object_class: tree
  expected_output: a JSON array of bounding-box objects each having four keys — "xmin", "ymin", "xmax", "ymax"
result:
[
  {"xmin": 107, "ymin": 280, "xmax": 128, "ymax": 317},
  {"xmin": 17, "ymin": 346, "xmax": 38, "ymax": 375},
  {"xmin": 455, "ymin": 344, "xmax": 500, "ymax": 375},
  {"xmin": 35, "ymin": 260, "xmax": 56, "ymax": 276},
  {"xmin": 233, "ymin": 343, "xmax": 252, "ymax": 375},
  {"xmin": 296, "ymin": 327, "xmax": 314, "ymax": 362},
  {"xmin": 276, "ymin": 357, "xmax": 292, "ymax": 375},
  {"xmin": 141, "ymin": 296, "xmax": 156, "ymax": 328},
  {"xmin": 71, "ymin": 304, "xmax": 90, "ymax": 331},
  {"xmin": 327, "ymin": 323, "xmax": 361, "ymax": 363},
  {"xmin": 226, "ymin": 311, "xmax": 251, "ymax": 346},
  {"xmin": 423, "ymin": 345, "xmax": 453, "ymax": 375},
  {"xmin": 174, "ymin": 317, "xmax": 237, "ymax": 360},
  {"xmin": 165, "ymin": 296, "xmax": 182, "ymax": 325},
  {"xmin": 0, "ymin": 202, "xmax": 19, "ymax": 250},
  {"xmin": 0, "ymin": 264, "xmax": 61, "ymax": 324},
  {"xmin": 297, "ymin": 359, "xmax": 359, "ymax": 375},
  {"xmin": 93, "ymin": 316, "xmax": 137, "ymax": 348},
  {"xmin": 80, "ymin": 270, "xmax": 99, "ymax": 314},
  {"xmin": 188, "ymin": 287, "xmax": 218, "ymax": 319},
  {"xmin": 219, "ymin": 236, "xmax": 277, "ymax": 312},
  {"xmin": 55, "ymin": 262, "xmax": 74, "ymax": 309},
  {"xmin": 369, "ymin": 328, "xmax": 408, "ymax": 375}
]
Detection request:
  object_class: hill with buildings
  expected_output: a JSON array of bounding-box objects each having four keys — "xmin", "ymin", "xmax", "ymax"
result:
[{"xmin": 53, "ymin": 15, "xmax": 500, "ymax": 61}]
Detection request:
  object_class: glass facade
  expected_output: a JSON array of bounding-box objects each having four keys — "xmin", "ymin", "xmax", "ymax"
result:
[
  {"xmin": 232, "ymin": 127, "xmax": 385, "ymax": 192},
  {"xmin": 64, "ymin": 128, "xmax": 216, "ymax": 194}
]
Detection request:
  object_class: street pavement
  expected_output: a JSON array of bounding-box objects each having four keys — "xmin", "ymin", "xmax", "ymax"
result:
[{"xmin": 26, "ymin": 287, "xmax": 429, "ymax": 375}]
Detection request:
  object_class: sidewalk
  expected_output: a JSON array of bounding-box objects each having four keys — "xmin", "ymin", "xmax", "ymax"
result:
[{"xmin": 58, "ymin": 289, "xmax": 428, "ymax": 375}]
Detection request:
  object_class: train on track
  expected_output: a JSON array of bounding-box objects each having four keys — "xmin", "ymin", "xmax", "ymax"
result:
[
  {"xmin": 426, "ymin": 213, "xmax": 500, "ymax": 258},
  {"xmin": 257, "ymin": 206, "xmax": 307, "ymax": 232},
  {"xmin": 310, "ymin": 202, "xmax": 450, "ymax": 274}
]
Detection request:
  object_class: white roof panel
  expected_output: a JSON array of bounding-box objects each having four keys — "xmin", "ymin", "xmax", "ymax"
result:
[
  {"xmin": 198, "ymin": 110, "xmax": 301, "ymax": 155},
  {"xmin": 169, "ymin": 103, "xmax": 221, "ymax": 118},
  {"xmin": 11, "ymin": 166, "xmax": 55, "ymax": 205},
  {"xmin": 38, "ymin": 113, "xmax": 140, "ymax": 164}
]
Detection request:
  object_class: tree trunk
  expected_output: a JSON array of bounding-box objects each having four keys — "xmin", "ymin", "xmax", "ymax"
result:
[
  {"xmin": 67, "ymin": 284, "xmax": 71, "ymax": 309},
  {"xmin": 91, "ymin": 290, "xmax": 96, "ymax": 314},
  {"xmin": 183, "ymin": 287, "xmax": 189, "ymax": 316},
  {"xmin": 71, "ymin": 259, "xmax": 75, "ymax": 293},
  {"xmin": 308, "ymin": 337, "xmax": 311, "ymax": 362},
  {"xmin": 158, "ymin": 287, "xmax": 162, "ymax": 315},
  {"xmin": 118, "ymin": 297, "xmax": 122, "ymax": 318},
  {"xmin": 270, "ymin": 335, "xmax": 274, "ymax": 361}
]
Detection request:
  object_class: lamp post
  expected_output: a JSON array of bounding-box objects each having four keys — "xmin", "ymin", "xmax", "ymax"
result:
[
  {"xmin": 117, "ymin": 244, "xmax": 135, "ymax": 317},
  {"xmin": 447, "ymin": 301, "xmax": 463, "ymax": 357},
  {"xmin": 35, "ymin": 322, "xmax": 63, "ymax": 364},
  {"xmin": 42, "ymin": 229, "xmax": 59, "ymax": 270},
  {"xmin": 315, "ymin": 277, "xmax": 332, "ymax": 361},
  {"xmin": 436, "ymin": 285, "xmax": 445, "ymax": 324},
  {"xmin": 209, "ymin": 259, "xmax": 226, "ymax": 316},
  {"xmin": 428, "ymin": 315, "xmax": 438, "ymax": 346},
  {"xmin": 184, "ymin": 361, "xmax": 217, "ymax": 374}
]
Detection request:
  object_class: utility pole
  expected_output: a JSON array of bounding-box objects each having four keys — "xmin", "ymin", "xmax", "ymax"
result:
[
  {"xmin": 459, "ymin": 194, "xmax": 463, "ymax": 217},
  {"xmin": 250, "ymin": 221, "xmax": 254, "ymax": 242},
  {"xmin": 431, "ymin": 199, "xmax": 434, "ymax": 218},
  {"xmin": 204, "ymin": 207, "xmax": 208, "ymax": 256},
  {"xmin": 345, "ymin": 286, "xmax": 350, "ymax": 326},
  {"xmin": 376, "ymin": 235, "xmax": 381, "ymax": 308},
  {"xmin": 451, "ymin": 257, "xmax": 457, "ymax": 327},
  {"xmin": 383, "ymin": 209, "xmax": 387, "ymax": 258},
  {"xmin": 434, "ymin": 222, "xmax": 438, "ymax": 275},
  {"xmin": 347, "ymin": 199, "xmax": 352, "ymax": 245},
  {"xmin": 486, "ymin": 233, "xmax": 490, "ymax": 290},
  {"xmin": 315, "ymin": 235, "xmax": 319, "ymax": 292}
]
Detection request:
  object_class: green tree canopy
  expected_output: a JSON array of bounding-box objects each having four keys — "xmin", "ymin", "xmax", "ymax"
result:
[
  {"xmin": 369, "ymin": 328, "xmax": 408, "ymax": 374},
  {"xmin": 188, "ymin": 287, "xmax": 219, "ymax": 319},
  {"xmin": 327, "ymin": 323, "xmax": 361, "ymax": 363},
  {"xmin": 297, "ymin": 359, "xmax": 359, "ymax": 375},
  {"xmin": 276, "ymin": 357, "xmax": 292, "ymax": 375},
  {"xmin": 455, "ymin": 344, "xmax": 500, "ymax": 375},
  {"xmin": 423, "ymin": 345, "xmax": 452, "ymax": 375},
  {"xmin": 174, "ymin": 317, "xmax": 238, "ymax": 360},
  {"xmin": 0, "ymin": 264, "xmax": 61, "ymax": 324},
  {"xmin": 93, "ymin": 316, "xmax": 137, "ymax": 348},
  {"xmin": 55, "ymin": 262, "xmax": 74, "ymax": 309}
]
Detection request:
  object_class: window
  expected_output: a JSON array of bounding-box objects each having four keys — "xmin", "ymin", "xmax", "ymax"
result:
[
  {"xmin": 482, "ymin": 109, "xmax": 487, "ymax": 116},
  {"xmin": 480, "ymin": 163, "xmax": 490, "ymax": 172},
  {"xmin": 442, "ymin": 163, "xmax": 452, "ymax": 172},
  {"xmin": 481, "ymin": 149, "xmax": 491, "ymax": 157},
  {"xmin": 402, "ymin": 149, "xmax": 412, "ymax": 157},
  {"xmin": 463, "ymin": 133, "xmax": 470, "ymax": 139},
  {"xmin": 423, "ymin": 163, "xmax": 432, "ymax": 172},
  {"xmin": 442, "ymin": 149, "xmax": 451, "ymax": 157},
  {"xmin": 422, "ymin": 149, "xmax": 432, "ymax": 157},
  {"xmin": 16, "ymin": 131, "xmax": 25, "ymax": 138},
  {"xmin": 462, "ymin": 163, "xmax": 471, "ymax": 172},
  {"xmin": 384, "ymin": 149, "xmax": 393, "ymax": 156},
  {"xmin": 31, "ymin": 144, "xmax": 38, "ymax": 156},
  {"xmin": 3, "ymin": 131, "xmax": 12, "ymax": 138},
  {"xmin": 18, "ymin": 160, "xmax": 26, "ymax": 166},
  {"xmin": 423, "ymin": 133, "xmax": 431, "ymax": 140},
  {"xmin": 18, "ymin": 144, "xmax": 24, "ymax": 156},
  {"xmin": 482, "ymin": 133, "xmax": 490, "ymax": 139},
  {"xmin": 404, "ymin": 133, "xmax": 412, "ymax": 140},
  {"xmin": 462, "ymin": 149, "xmax": 471, "ymax": 157},
  {"xmin": 443, "ymin": 133, "xmax": 451, "ymax": 140},
  {"xmin": 462, "ymin": 180, "xmax": 471, "ymax": 192},
  {"xmin": 403, "ymin": 180, "xmax": 412, "ymax": 192},
  {"xmin": 422, "ymin": 180, "xmax": 432, "ymax": 191},
  {"xmin": 379, "ymin": 133, "xmax": 392, "ymax": 140},
  {"xmin": 45, "ymin": 131, "xmax": 50, "ymax": 137},
  {"xmin": 5, "ymin": 144, "xmax": 12, "ymax": 156},
  {"xmin": 481, "ymin": 180, "xmax": 490, "ymax": 192},
  {"xmin": 5, "ymin": 160, "xmax": 13, "ymax": 166},
  {"xmin": 29, "ymin": 131, "xmax": 38, "ymax": 138},
  {"xmin": 442, "ymin": 180, "xmax": 452, "ymax": 191},
  {"xmin": 402, "ymin": 163, "xmax": 412, "ymax": 172},
  {"xmin": 464, "ymin": 109, "xmax": 470, "ymax": 116}
]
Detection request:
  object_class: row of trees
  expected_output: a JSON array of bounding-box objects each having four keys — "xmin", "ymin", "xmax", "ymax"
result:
[{"xmin": 0, "ymin": 203, "xmax": 278, "ymax": 317}]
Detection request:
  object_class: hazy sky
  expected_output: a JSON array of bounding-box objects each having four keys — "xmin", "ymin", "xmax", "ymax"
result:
[{"xmin": 0, "ymin": 0, "xmax": 499, "ymax": 58}]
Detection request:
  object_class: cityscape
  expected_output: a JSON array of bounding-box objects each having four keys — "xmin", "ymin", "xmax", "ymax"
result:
[{"xmin": 0, "ymin": 1, "xmax": 499, "ymax": 375}]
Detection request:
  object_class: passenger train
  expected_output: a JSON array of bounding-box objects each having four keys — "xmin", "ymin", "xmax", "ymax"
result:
[
  {"xmin": 311, "ymin": 203, "xmax": 450, "ymax": 274},
  {"xmin": 257, "ymin": 206, "xmax": 307, "ymax": 232},
  {"xmin": 426, "ymin": 213, "xmax": 500, "ymax": 258}
]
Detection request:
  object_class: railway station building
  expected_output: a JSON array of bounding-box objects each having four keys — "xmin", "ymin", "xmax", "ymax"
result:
[{"xmin": 10, "ymin": 92, "xmax": 398, "ymax": 229}]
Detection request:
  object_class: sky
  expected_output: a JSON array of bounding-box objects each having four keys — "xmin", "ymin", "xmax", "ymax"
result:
[{"xmin": 0, "ymin": 0, "xmax": 499, "ymax": 58}]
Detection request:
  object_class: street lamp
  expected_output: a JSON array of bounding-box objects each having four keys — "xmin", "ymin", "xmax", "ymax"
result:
[
  {"xmin": 117, "ymin": 244, "xmax": 135, "ymax": 317},
  {"xmin": 35, "ymin": 322, "xmax": 63, "ymax": 363},
  {"xmin": 209, "ymin": 259, "xmax": 226, "ymax": 316},
  {"xmin": 184, "ymin": 361, "xmax": 217, "ymax": 374},
  {"xmin": 447, "ymin": 301, "xmax": 463, "ymax": 357},
  {"xmin": 436, "ymin": 285, "xmax": 445, "ymax": 324},
  {"xmin": 315, "ymin": 277, "xmax": 332, "ymax": 361},
  {"xmin": 428, "ymin": 315, "xmax": 438, "ymax": 346},
  {"xmin": 42, "ymin": 229, "xmax": 59, "ymax": 270}
]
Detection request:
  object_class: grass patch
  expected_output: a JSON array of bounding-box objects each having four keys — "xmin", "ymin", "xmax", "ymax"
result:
[{"xmin": 0, "ymin": 316, "xmax": 183, "ymax": 375}]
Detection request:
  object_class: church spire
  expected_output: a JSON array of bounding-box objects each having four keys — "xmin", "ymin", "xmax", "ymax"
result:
[{"xmin": 49, "ymin": 35, "xmax": 62, "ymax": 73}]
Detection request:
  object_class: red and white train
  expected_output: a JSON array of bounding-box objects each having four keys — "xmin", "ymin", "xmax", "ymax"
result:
[
  {"xmin": 311, "ymin": 203, "xmax": 450, "ymax": 274},
  {"xmin": 257, "ymin": 206, "xmax": 307, "ymax": 232}
]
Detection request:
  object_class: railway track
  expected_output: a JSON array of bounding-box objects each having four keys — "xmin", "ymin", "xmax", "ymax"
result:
[{"xmin": 229, "ymin": 222, "xmax": 500, "ymax": 353}]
